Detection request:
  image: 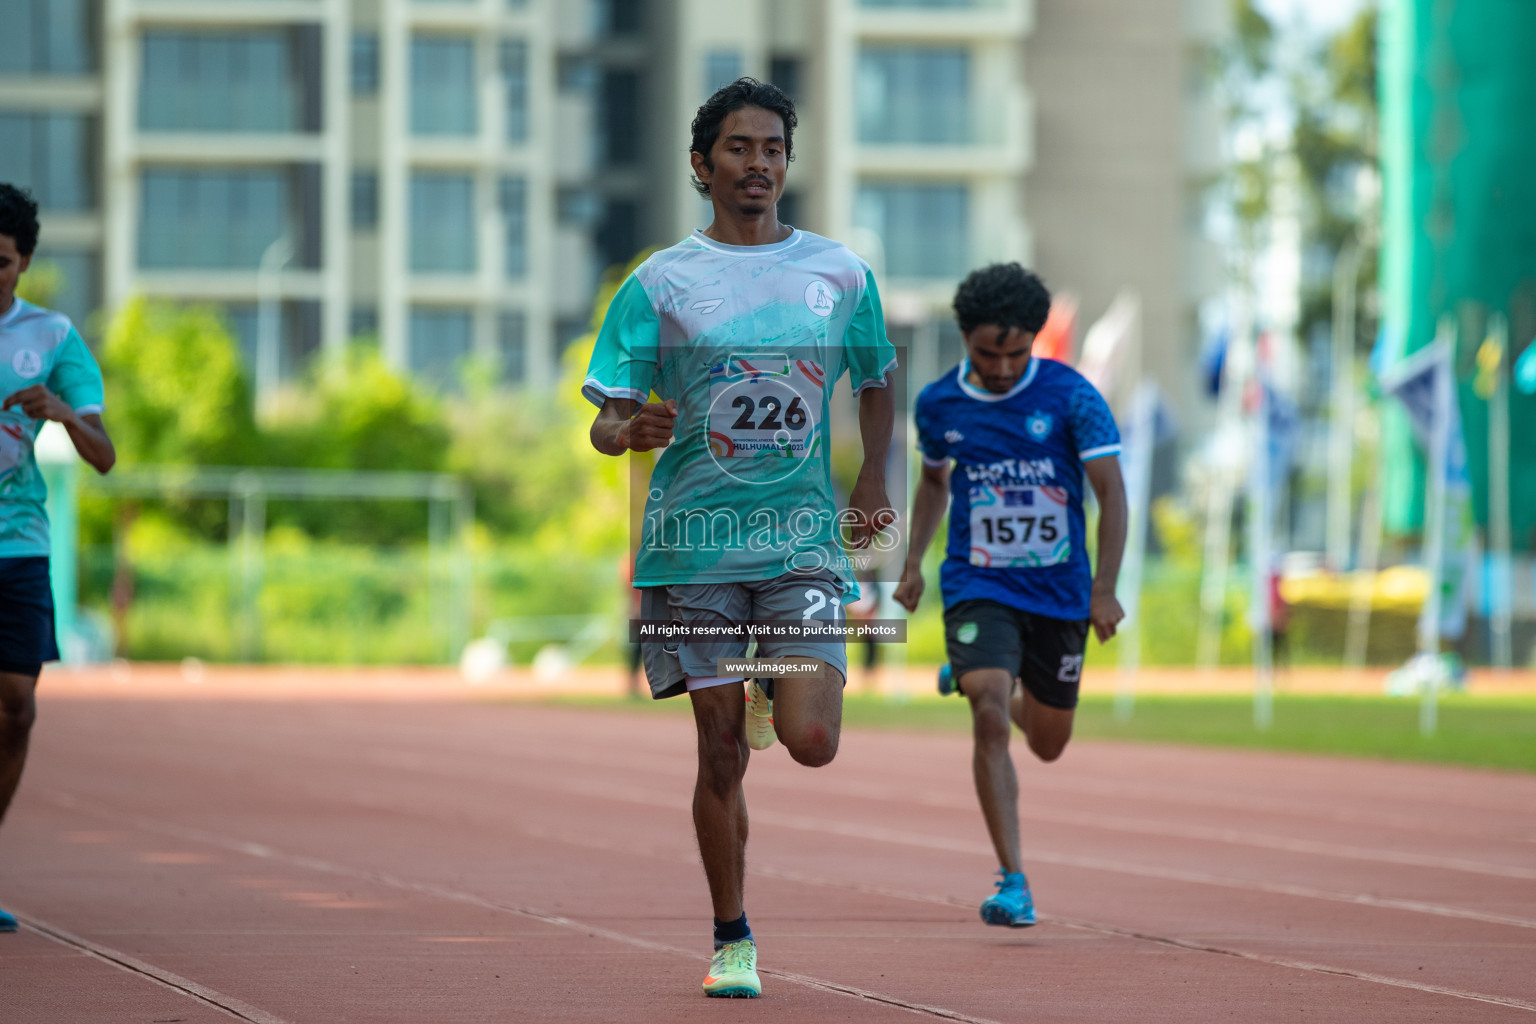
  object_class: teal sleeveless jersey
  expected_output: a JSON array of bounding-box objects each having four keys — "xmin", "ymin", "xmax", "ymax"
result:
[{"xmin": 584, "ymin": 229, "xmax": 896, "ymax": 588}]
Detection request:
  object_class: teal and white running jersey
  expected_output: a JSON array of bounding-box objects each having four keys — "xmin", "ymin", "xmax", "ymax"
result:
[
  {"xmin": 584, "ymin": 229, "xmax": 896, "ymax": 588},
  {"xmin": 0, "ymin": 298, "xmax": 106, "ymax": 557}
]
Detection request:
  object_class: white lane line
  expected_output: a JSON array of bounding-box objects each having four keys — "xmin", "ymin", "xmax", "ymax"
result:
[
  {"xmin": 13, "ymin": 910, "xmax": 291, "ymax": 1024},
  {"xmin": 749, "ymin": 807, "xmax": 1536, "ymax": 932},
  {"xmin": 464, "ymin": 772, "xmax": 1536, "ymax": 932},
  {"xmin": 750, "ymin": 774, "xmax": 1536, "ymax": 881},
  {"xmin": 744, "ymin": 867, "xmax": 1536, "ymax": 1013},
  {"xmin": 42, "ymin": 792, "xmax": 1005, "ymax": 1024},
  {"xmin": 1045, "ymin": 915, "xmax": 1536, "ymax": 1014},
  {"xmin": 365, "ymin": 741, "xmax": 1536, "ymax": 879},
  {"xmin": 304, "ymin": 803, "xmax": 1536, "ymax": 1017}
]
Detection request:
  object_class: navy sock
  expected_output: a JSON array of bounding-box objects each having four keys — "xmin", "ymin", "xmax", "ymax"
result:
[{"xmin": 713, "ymin": 913, "xmax": 751, "ymax": 950}]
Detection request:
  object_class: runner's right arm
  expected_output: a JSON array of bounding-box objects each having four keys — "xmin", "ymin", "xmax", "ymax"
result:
[
  {"xmin": 590, "ymin": 397, "xmax": 677, "ymax": 456},
  {"xmin": 893, "ymin": 460, "xmax": 949, "ymax": 612}
]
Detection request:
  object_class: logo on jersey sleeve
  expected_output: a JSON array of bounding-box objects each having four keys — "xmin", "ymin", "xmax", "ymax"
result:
[
  {"xmin": 804, "ymin": 280, "xmax": 835, "ymax": 317},
  {"xmin": 12, "ymin": 349, "xmax": 42, "ymax": 378},
  {"xmin": 1026, "ymin": 412, "xmax": 1053, "ymax": 440},
  {"xmin": 690, "ymin": 298, "xmax": 726, "ymax": 315},
  {"xmin": 944, "ymin": 429, "xmax": 964, "ymax": 444}
]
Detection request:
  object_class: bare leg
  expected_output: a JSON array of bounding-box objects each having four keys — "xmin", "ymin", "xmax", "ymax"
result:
[
  {"xmin": 689, "ymin": 683, "xmax": 750, "ymax": 922},
  {"xmin": 1008, "ymin": 680, "xmax": 1074, "ymax": 762},
  {"xmin": 770, "ymin": 659, "xmax": 842, "ymax": 767},
  {"xmin": 961, "ymin": 668, "xmax": 1021, "ymax": 874},
  {"xmin": 0, "ymin": 672, "xmax": 39, "ymax": 825}
]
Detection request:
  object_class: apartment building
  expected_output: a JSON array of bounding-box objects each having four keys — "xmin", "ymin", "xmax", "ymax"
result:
[
  {"xmin": 1, "ymin": 0, "xmax": 1219, "ymax": 399},
  {"xmin": 3, "ymin": 0, "xmax": 567, "ymax": 390}
]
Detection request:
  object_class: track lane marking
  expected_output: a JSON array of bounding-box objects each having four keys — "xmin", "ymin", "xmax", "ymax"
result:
[
  {"xmin": 41, "ymin": 792, "xmax": 1005, "ymax": 1024},
  {"xmin": 412, "ymin": 770, "xmax": 1536, "ymax": 932},
  {"xmin": 748, "ymin": 807, "xmax": 1536, "ymax": 932},
  {"xmin": 359, "ymin": 742, "xmax": 1536, "ymax": 878},
  {"xmin": 42, "ymin": 789, "xmax": 1536, "ymax": 1016},
  {"xmin": 11, "ymin": 910, "xmax": 290, "ymax": 1024}
]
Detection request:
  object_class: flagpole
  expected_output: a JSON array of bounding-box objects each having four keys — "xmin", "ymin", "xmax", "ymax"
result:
[
  {"xmin": 1249, "ymin": 355, "xmax": 1274, "ymax": 730},
  {"xmin": 1116, "ymin": 379, "xmax": 1156, "ymax": 722},
  {"xmin": 1326, "ymin": 243, "xmax": 1361, "ymax": 572},
  {"xmin": 1488, "ymin": 314, "xmax": 1513, "ymax": 671},
  {"xmin": 1418, "ymin": 321, "xmax": 1454, "ymax": 737},
  {"xmin": 1197, "ymin": 325, "xmax": 1246, "ymax": 671},
  {"xmin": 1343, "ymin": 402, "xmax": 1382, "ymax": 673}
]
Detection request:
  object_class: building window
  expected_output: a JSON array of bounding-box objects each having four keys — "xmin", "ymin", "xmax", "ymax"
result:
[
  {"xmin": 409, "ymin": 307, "xmax": 473, "ymax": 385},
  {"xmin": 769, "ymin": 56, "xmax": 800, "ymax": 100},
  {"xmin": 411, "ymin": 36, "xmax": 477, "ymax": 136},
  {"xmin": 500, "ymin": 40, "xmax": 529, "ymax": 142},
  {"xmin": 224, "ymin": 300, "xmax": 321, "ymax": 383},
  {"xmin": 597, "ymin": 199, "xmax": 639, "ymax": 272},
  {"xmin": 0, "ymin": 0, "xmax": 94, "ymax": 74},
  {"xmin": 704, "ymin": 50, "xmax": 742, "ymax": 98},
  {"xmin": 600, "ymin": 69, "xmax": 641, "ymax": 167},
  {"xmin": 599, "ymin": 0, "xmax": 645, "ymax": 36},
  {"xmin": 350, "ymin": 306, "xmax": 379, "ymax": 340},
  {"xmin": 350, "ymin": 171, "xmax": 379, "ymax": 230},
  {"xmin": 29, "ymin": 249, "xmax": 98, "ymax": 332},
  {"xmin": 855, "ymin": 182, "xmax": 968, "ymax": 280},
  {"xmin": 0, "ymin": 113, "xmax": 96, "ymax": 212},
  {"xmin": 410, "ymin": 172, "xmax": 475, "ymax": 273},
  {"xmin": 351, "ymin": 33, "xmax": 380, "ymax": 95},
  {"xmin": 140, "ymin": 29, "xmax": 316, "ymax": 134},
  {"xmin": 139, "ymin": 167, "xmax": 300, "ymax": 270},
  {"xmin": 857, "ymin": 46, "xmax": 971, "ymax": 145},
  {"xmin": 499, "ymin": 176, "xmax": 526, "ymax": 279},
  {"xmin": 498, "ymin": 312, "xmax": 526, "ymax": 383},
  {"xmin": 557, "ymin": 188, "xmax": 601, "ymax": 228}
]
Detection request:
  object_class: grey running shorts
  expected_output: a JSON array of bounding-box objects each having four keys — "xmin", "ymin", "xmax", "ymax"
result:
[{"xmin": 638, "ymin": 570, "xmax": 848, "ymax": 699}]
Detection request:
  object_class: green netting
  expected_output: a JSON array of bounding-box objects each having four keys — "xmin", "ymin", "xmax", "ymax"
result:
[{"xmin": 1378, "ymin": 0, "xmax": 1536, "ymax": 544}]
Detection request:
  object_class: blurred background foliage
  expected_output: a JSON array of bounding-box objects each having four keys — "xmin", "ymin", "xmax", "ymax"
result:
[{"xmin": 80, "ymin": 271, "xmax": 635, "ymax": 663}]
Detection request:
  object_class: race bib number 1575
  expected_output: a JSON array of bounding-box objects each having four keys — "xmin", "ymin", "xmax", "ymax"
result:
[{"xmin": 968, "ymin": 483, "xmax": 1070, "ymax": 568}]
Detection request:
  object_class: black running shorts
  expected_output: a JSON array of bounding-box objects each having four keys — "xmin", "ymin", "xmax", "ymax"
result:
[
  {"xmin": 942, "ymin": 598, "xmax": 1088, "ymax": 710},
  {"xmin": 0, "ymin": 557, "xmax": 59, "ymax": 677}
]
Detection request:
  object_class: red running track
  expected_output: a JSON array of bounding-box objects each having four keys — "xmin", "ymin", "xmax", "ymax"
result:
[{"xmin": 2, "ymin": 691, "xmax": 1534, "ymax": 1022}]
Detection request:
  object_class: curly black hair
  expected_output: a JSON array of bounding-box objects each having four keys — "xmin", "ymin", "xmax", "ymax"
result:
[
  {"xmin": 689, "ymin": 77, "xmax": 796, "ymax": 198},
  {"xmin": 952, "ymin": 262, "xmax": 1051, "ymax": 336},
  {"xmin": 0, "ymin": 183, "xmax": 40, "ymax": 257}
]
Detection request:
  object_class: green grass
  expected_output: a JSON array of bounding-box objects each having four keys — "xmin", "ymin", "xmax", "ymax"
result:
[{"xmin": 536, "ymin": 692, "xmax": 1536, "ymax": 774}]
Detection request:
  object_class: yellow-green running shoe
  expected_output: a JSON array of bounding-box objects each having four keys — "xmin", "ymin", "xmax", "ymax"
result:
[
  {"xmin": 745, "ymin": 679, "xmax": 776, "ymax": 751},
  {"xmin": 703, "ymin": 938, "xmax": 761, "ymax": 998}
]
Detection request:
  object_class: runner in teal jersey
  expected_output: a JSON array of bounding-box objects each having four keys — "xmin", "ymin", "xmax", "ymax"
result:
[
  {"xmin": 0, "ymin": 184, "xmax": 117, "ymax": 934},
  {"xmin": 586, "ymin": 79, "xmax": 896, "ymax": 999}
]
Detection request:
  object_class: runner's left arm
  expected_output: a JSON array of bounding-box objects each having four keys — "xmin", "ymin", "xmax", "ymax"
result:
[
  {"xmin": 1084, "ymin": 455, "xmax": 1127, "ymax": 642},
  {"xmin": 847, "ymin": 382, "xmax": 894, "ymax": 548},
  {"xmin": 845, "ymin": 268, "xmax": 897, "ymax": 549}
]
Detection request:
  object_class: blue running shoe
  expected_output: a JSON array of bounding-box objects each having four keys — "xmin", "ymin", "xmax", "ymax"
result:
[
  {"xmin": 0, "ymin": 907, "xmax": 17, "ymax": 933},
  {"xmin": 938, "ymin": 663, "xmax": 957, "ymax": 696},
  {"xmin": 979, "ymin": 870, "xmax": 1035, "ymax": 927}
]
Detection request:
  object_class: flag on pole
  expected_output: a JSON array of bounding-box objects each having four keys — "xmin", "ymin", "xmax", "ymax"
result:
[
  {"xmin": 1379, "ymin": 339, "xmax": 1474, "ymax": 645},
  {"xmin": 1032, "ymin": 295, "xmax": 1078, "ymax": 364},
  {"xmin": 1077, "ymin": 292, "xmax": 1139, "ymax": 404}
]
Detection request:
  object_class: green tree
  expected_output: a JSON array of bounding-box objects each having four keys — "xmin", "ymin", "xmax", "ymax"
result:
[
  {"xmin": 266, "ymin": 346, "xmax": 449, "ymax": 473},
  {"xmin": 449, "ymin": 255, "xmax": 648, "ymax": 556},
  {"xmin": 1291, "ymin": 8, "xmax": 1378, "ymax": 359},
  {"xmin": 101, "ymin": 297, "xmax": 257, "ymax": 467}
]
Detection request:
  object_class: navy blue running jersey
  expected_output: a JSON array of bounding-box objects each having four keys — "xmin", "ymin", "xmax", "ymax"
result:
[{"xmin": 914, "ymin": 358, "xmax": 1121, "ymax": 620}]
